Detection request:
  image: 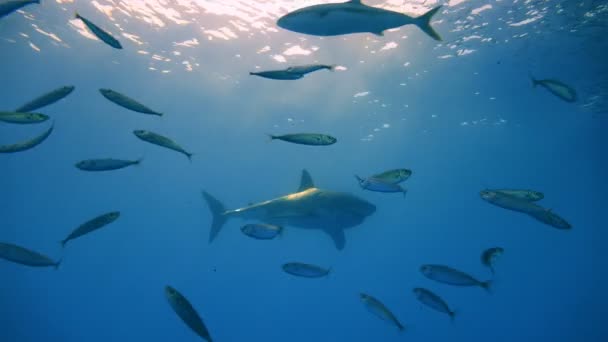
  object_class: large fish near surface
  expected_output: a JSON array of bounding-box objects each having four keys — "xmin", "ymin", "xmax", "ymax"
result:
[
  {"xmin": 530, "ymin": 75, "xmax": 577, "ymax": 102},
  {"xmin": 99, "ymin": 89, "xmax": 163, "ymax": 116},
  {"xmin": 0, "ymin": 0, "xmax": 40, "ymax": 19},
  {"xmin": 165, "ymin": 286, "xmax": 213, "ymax": 342},
  {"xmin": 269, "ymin": 133, "xmax": 337, "ymax": 146},
  {"xmin": 480, "ymin": 190, "xmax": 571, "ymax": 230},
  {"xmin": 0, "ymin": 124, "xmax": 53, "ymax": 153},
  {"xmin": 202, "ymin": 169, "xmax": 376, "ymax": 250},
  {"xmin": 75, "ymin": 12, "xmax": 122, "ymax": 49},
  {"xmin": 250, "ymin": 64, "xmax": 335, "ymax": 80},
  {"xmin": 0, "ymin": 111, "xmax": 49, "ymax": 124},
  {"xmin": 0, "ymin": 242, "xmax": 61, "ymax": 269},
  {"xmin": 277, "ymin": 1, "xmax": 442, "ymax": 41},
  {"xmin": 15, "ymin": 86, "xmax": 75, "ymax": 113}
]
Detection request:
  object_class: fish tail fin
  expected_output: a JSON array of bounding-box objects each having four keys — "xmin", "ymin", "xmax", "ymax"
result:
[
  {"xmin": 402, "ymin": 188, "xmax": 408, "ymax": 198},
  {"xmin": 186, "ymin": 152, "xmax": 194, "ymax": 162},
  {"xmin": 74, "ymin": 11, "xmax": 80, "ymax": 20},
  {"xmin": 449, "ymin": 310, "xmax": 457, "ymax": 323},
  {"xmin": 201, "ymin": 191, "xmax": 228, "ymax": 243},
  {"xmin": 328, "ymin": 64, "xmax": 337, "ymax": 72},
  {"xmin": 397, "ymin": 321, "xmax": 406, "ymax": 332},
  {"xmin": 354, "ymin": 174, "xmax": 363, "ymax": 182},
  {"xmin": 59, "ymin": 239, "xmax": 67, "ymax": 248},
  {"xmin": 529, "ymin": 72, "xmax": 538, "ymax": 87},
  {"xmin": 481, "ymin": 280, "xmax": 493, "ymax": 294},
  {"xmin": 278, "ymin": 226, "xmax": 285, "ymax": 239},
  {"xmin": 54, "ymin": 258, "xmax": 62, "ymax": 270},
  {"xmin": 415, "ymin": 6, "xmax": 443, "ymax": 41},
  {"xmin": 134, "ymin": 157, "xmax": 144, "ymax": 166},
  {"xmin": 266, "ymin": 134, "xmax": 277, "ymax": 142}
]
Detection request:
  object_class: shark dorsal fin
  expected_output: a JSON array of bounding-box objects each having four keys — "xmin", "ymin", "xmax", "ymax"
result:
[
  {"xmin": 298, "ymin": 169, "xmax": 315, "ymax": 191},
  {"xmin": 348, "ymin": 0, "xmax": 363, "ymax": 4}
]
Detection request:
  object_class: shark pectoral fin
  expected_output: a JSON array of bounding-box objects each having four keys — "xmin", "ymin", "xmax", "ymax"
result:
[{"xmin": 322, "ymin": 227, "xmax": 346, "ymax": 250}]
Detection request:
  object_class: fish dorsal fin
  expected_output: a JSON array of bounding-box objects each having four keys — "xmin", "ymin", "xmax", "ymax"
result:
[
  {"xmin": 348, "ymin": 0, "xmax": 363, "ymax": 4},
  {"xmin": 298, "ymin": 169, "xmax": 315, "ymax": 191}
]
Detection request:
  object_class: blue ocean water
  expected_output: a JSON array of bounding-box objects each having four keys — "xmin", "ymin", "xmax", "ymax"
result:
[{"xmin": 1, "ymin": 0, "xmax": 606, "ymax": 341}]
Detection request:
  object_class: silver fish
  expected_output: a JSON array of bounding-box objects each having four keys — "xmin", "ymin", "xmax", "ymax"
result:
[
  {"xmin": 250, "ymin": 64, "xmax": 335, "ymax": 80},
  {"xmin": 241, "ymin": 223, "xmax": 282, "ymax": 240},
  {"xmin": 277, "ymin": 1, "xmax": 442, "ymax": 41},
  {"xmin": 359, "ymin": 293, "xmax": 404, "ymax": 331},
  {"xmin": 0, "ymin": 124, "xmax": 53, "ymax": 153},
  {"xmin": 420, "ymin": 264, "xmax": 492, "ymax": 292},
  {"xmin": 269, "ymin": 133, "xmax": 337, "ymax": 146},
  {"xmin": 165, "ymin": 286, "xmax": 213, "ymax": 342},
  {"xmin": 134, "ymin": 130, "xmax": 193, "ymax": 161},
  {"xmin": 282, "ymin": 262, "xmax": 330, "ymax": 278},
  {"xmin": 99, "ymin": 89, "xmax": 163, "ymax": 116},
  {"xmin": 527, "ymin": 208, "xmax": 572, "ymax": 230},
  {"xmin": 530, "ymin": 75, "xmax": 577, "ymax": 102},
  {"xmin": 481, "ymin": 247, "xmax": 504, "ymax": 275},
  {"xmin": 75, "ymin": 12, "xmax": 122, "ymax": 49},
  {"xmin": 355, "ymin": 175, "xmax": 407, "ymax": 197},
  {"xmin": 0, "ymin": 0, "xmax": 39, "ymax": 19},
  {"xmin": 75, "ymin": 158, "xmax": 142, "ymax": 171},
  {"xmin": 492, "ymin": 189, "xmax": 544, "ymax": 202},
  {"xmin": 0, "ymin": 111, "xmax": 49, "ymax": 124},
  {"xmin": 413, "ymin": 287, "xmax": 455, "ymax": 321},
  {"xmin": 0, "ymin": 242, "xmax": 60, "ymax": 269},
  {"xmin": 371, "ymin": 168, "xmax": 412, "ymax": 184},
  {"xmin": 15, "ymin": 85, "xmax": 75, "ymax": 112},
  {"xmin": 60, "ymin": 211, "xmax": 120, "ymax": 247}
]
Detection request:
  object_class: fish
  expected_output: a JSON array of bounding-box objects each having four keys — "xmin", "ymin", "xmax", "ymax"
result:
[
  {"xmin": 480, "ymin": 190, "xmax": 571, "ymax": 230},
  {"xmin": 268, "ymin": 133, "xmax": 337, "ymax": 146},
  {"xmin": 413, "ymin": 287, "xmax": 455, "ymax": 321},
  {"xmin": 492, "ymin": 189, "xmax": 544, "ymax": 202},
  {"xmin": 75, "ymin": 158, "xmax": 142, "ymax": 171},
  {"xmin": 99, "ymin": 89, "xmax": 163, "ymax": 116},
  {"xmin": 165, "ymin": 286, "xmax": 213, "ymax": 342},
  {"xmin": 15, "ymin": 85, "xmax": 75, "ymax": 112},
  {"xmin": 481, "ymin": 247, "xmax": 504, "ymax": 275},
  {"xmin": 75, "ymin": 12, "xmax": 122, "ymax": 49},
  {"xmin": 133, "ymin": 130, "xmax": 193, "ymax": 161},
  {"xmin": 359, "ymin": 293, "xmax": 404, "ymax": 331},
  {"xmin": 420, "ymin": 264, "xmax": 492, "ymax": 292},
  {"xmin": 0, "ymin": 111, "xmax": 49, "ymax": 124},
  {"xmin": 241, "ymin": 223, "xmax": 282, "ymax": 240},
  {"xmin": 0, "ymin": 242, "xmax": 61, "ymax": 269},
  {"xmin": 282, "ymin": 262, "xmax": 330, "ymax": 278},
  {"xmin": 277, "ymin": 1, "xmax": 442, "ymax": 41},
  {"xmin": 530, "ymin": 75, "xmax": 577, "ymax": 102},
  {"xmin": 0, "ymin": 0, "xmax": 39, "ymax": 19},
  {"xmin": 371, "ymin": 168, "xmax": 412, "ymax": 184},
  {"xmin": 0, "ymin": 124, "xmax": 53, "ymax": 153},
  {"xmin": 60, "ymin": 211, "xmax": 120, "ymax": 247},
  {"xmin": 355, "ymin": 175, "xmax": 407, "ymax": 197},
  {"xmin": 250, "ymin": 64, "xmax": 336, "ymax": 80},
  {"xmin": 201, "ymin": 169, "xmax": 376, "ymax": 250}
]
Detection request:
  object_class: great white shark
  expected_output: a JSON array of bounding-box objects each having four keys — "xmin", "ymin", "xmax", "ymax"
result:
[
  {"xmin": 202, "ymin": 170, "xmax": 376, "ymax": 250},
  {"xmin": 276, "ymin": 0, "xmax": 442, "ymax": 41}
]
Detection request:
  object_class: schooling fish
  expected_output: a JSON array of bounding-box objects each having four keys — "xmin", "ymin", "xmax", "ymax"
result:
[
  {"xmin": 15, "ymin": 85, "xmax": 75, "ymax": 112},
  {"xmin": 527, "ymin": 207, "xmax": 572, "ymax": 230},
  {"xmin": 371, "ymin": 168, "xmax": 412, "ymax": 184},
  {"xmin": 0, "ymin": 0, "xmax": 39, "ymax": 19},
  {"xmin": 413, "ymin": 287, "xmax": 455, "ymax": 321},
  {"xmin": 75, "ymin": 158, "xmax": 141, "ymax": 171},
  {"xmin": 0, "ymin": 111, "xmax": 49, "ymax": 124},
  {"xmin": 165, "ymin": 286, "xmax": 213, "ymax": 342},
  {"xmin": 133, "ymin": 130, "xmax": 193, "ymax": 161},
  {"xmin": 355, "ymin": 175, "xmax": 407, "ymax": 197},
  {"xmin": 420, "ymin": 264, "xmax": 492, "ymax": 292},
  {"xmin": 241, "ymin": 223, "xmax": 283, "ymax": 240},
  {"xmin": 277, "ymin": 1, "xmax": 442, "ymax": 41},
  {"xmin": 282, "ymin": 262, "xmax": 330, "ymax": 278},
  {"xmin": 60, "ymin": 211, "xmax": 120, "ymax": 247},
  {"xmin": 268, "ymin": 133, "xmax": 337, "ymax": 146},
  {"xmin": 249, "ymin": 70, "xmax": 304, "ymax": 80},
  {"xmin": 0, "ymin": 124, "xmax": 53, "ymax": 153},
  {"xmin": 75, "ymin": 12, "xmax": 122, "ymax": 49},
  {"xmin": 99, "ymin": 89, "xmax": 163, "ymax": 116},
  {"xmin": 530, "ymin": 75, "xmax": 577, "ymax": 102},
  {"xmin": 0, "ymin": 242, "xmax": 61, "ymax": 269},
  {"xmin": 359, "ymin": 293, "xmax": 405, "ymax": 331},
  {"xmin": 481, "ymin": 247, "xmax": 504, "ymax": 275},
  {"xmin": 492, "ymin": 189, "xmax": 544, "ymax": 202}
]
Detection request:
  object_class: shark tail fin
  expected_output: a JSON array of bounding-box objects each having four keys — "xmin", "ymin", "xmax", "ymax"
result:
[
  {"xmin": 415, "ymin": 6, "xmax": 443, "ymax": 41},
  {"xmin": 201, "ymin": 191, "xmax": 228, "ymax": 243}
]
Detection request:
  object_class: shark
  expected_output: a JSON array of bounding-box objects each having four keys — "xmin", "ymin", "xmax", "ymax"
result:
[
  {"xmin": 276, "ymin": 0, "xmax": 442, "ymax": 41},
  {"xmin": 202, "ymin": 169, "xmax": 377, "ymax": 250}
]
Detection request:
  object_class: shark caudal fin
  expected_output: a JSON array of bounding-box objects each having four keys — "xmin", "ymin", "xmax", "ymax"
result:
[
  {"xmin": 415, "ymin": 6, "xmax": 443, "ymax": 41},
  {"xmin": 201, "ymin": 191, "xmax": 228, "ymax": 243},
  {"xmin": 298, "ymin": 169, "xmax": 315, "ymax": 191}
]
